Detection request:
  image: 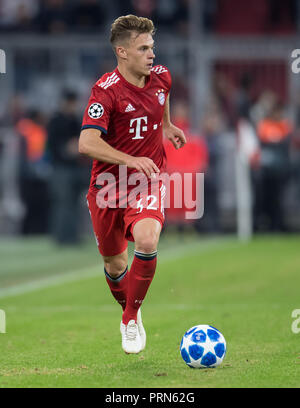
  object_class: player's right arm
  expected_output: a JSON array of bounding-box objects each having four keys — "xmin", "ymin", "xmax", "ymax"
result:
[{"xmin": 78, "ymin": 128, "xmax": 159, "ymax": 178}]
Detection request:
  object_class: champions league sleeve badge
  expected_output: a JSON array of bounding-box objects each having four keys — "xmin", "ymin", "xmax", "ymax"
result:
[
  {"xmin": 155, "ymin": 89, "xmax": 166, "ymax": 106},
  {"xmin": 88, "ymin": 102, "xmax": 104, "ymax": 119}
]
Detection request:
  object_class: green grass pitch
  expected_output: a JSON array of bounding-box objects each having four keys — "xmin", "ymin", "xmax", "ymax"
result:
[{"xmin": 0, "ymin": 232, "xmax": 300, "ymax": 388}]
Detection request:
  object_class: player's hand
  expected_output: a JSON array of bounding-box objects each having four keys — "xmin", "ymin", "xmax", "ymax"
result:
[
  {"xmin": 125, "ymin": 156, "xmax": 160, "ymax": 179},
  {"xmin": 164, "ymin": 123, "xmax": 186, "ymax": 149}
]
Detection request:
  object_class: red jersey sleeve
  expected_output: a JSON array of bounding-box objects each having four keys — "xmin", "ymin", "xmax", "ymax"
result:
[{"xmin": 81, "ymin": 85, "xmax": 114, "ymax": 135}]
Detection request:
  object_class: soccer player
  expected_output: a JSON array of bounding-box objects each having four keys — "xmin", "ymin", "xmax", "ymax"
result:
[{"xmin": 79, "ymin": 15, "xmax": 186, "ymax": 354}]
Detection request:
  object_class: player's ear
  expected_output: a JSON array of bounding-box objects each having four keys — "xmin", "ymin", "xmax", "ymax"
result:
[{"xmin": 116, "ymin": 46, "xmax": 127, "ymax": 60}]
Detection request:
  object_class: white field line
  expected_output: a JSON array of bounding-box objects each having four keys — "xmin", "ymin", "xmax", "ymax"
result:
[
  {"xmin": 0, "ymin": 238, "xmax": 232, "ymax": 299},
  {"xmin": 2, "ymin": 302, "xmax": 282, "ymax": 314}
]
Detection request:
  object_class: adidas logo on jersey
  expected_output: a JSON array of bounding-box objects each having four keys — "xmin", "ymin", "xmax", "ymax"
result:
[
  {"xmin": 151, "ymin": 65, "xmax": 168, "ymax": 75},
  {"xmin": 125, "ymin": 103, "xmax": 136, "ymax": 112},
  {"xmin": 98, "ymin": 72, "xmax": 120, "ymax": 89}
]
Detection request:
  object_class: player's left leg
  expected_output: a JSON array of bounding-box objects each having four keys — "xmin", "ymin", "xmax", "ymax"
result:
[
  {"xmin": 121, "ymin": 217, "xmax": 161, "ymax": 353},
  {"xmin": 122, "ymin": 217, "xmax": 161, "ymax": 326}
]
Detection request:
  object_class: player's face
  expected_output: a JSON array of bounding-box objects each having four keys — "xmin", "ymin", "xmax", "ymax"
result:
[{"xmin": 126, "ymin": 32, "xmax": 155, "ymax": 77}]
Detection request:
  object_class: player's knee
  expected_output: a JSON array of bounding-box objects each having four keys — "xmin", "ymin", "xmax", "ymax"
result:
[
  {"xmin": 103, "ymin": 259, "xmax": 127, "ymax": 278},
  {"xmin": 133, "ymin": 218, "xmax": 161, "ymax": 254},
  {"xmin": 135, "ymin": 233, "xmax": 158, "ymax": 254}
]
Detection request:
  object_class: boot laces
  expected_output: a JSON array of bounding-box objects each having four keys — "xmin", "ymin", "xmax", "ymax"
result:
[{"xmin": 125, "ymin": 321, "xmax": 138, "ymax": 341}]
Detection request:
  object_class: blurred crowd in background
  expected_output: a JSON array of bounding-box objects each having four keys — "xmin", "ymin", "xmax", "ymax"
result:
[
  {"xmin": 0, "ymin": 0, "xmax": 189, "ymax": 35},
  {"xmin": 1, "ymin": 0, "xmax": 300, "ymax": 244},
  {"xmin": 0, "ymin": 0, "xmax": 299, "ymax": 35}
]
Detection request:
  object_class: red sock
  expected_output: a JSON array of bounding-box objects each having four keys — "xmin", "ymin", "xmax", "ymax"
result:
[
  {"xmin": 122, "ymin": 250, "xmax": 157, "ymax": 325},
  {"xmin": 104, "ymin": 266, "xmax": 128, "ymax": 311}
]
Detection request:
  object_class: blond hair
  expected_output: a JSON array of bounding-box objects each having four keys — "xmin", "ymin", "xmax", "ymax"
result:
[{"xmin": 110, "ymin": 15, "xmax": 155, "ymax": 51}]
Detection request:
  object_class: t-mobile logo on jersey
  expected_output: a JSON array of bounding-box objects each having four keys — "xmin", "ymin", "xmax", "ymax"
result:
[{"xmin": 129, "ymin": 116, "xmax": 148, "ymax": 140}]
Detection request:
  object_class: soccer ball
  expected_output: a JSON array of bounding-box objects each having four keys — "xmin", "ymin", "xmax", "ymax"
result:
[{"xmin": 180, "ymin": 325, "xmax": 226, "ymax": 368}]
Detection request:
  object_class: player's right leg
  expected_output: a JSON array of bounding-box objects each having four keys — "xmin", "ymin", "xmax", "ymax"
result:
[
  {"xmin": 87, "ymin": 192, "xmax": 142, "ymax": 354},
  {"xmin": 87, "ymin": 192, "xmax": 129, "ymax": 309},
  {"xmin": 103, "ymin": 249, "xmax": 128, "ymax": 311},
  {"xmin": 103, "ymin": 250, "xmax": 142, "ymax": 354}
]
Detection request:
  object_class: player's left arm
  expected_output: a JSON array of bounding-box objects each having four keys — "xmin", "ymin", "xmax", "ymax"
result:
[{"xmin": 163, "ymin": 94, "xmax": 186, "ymax": 149}]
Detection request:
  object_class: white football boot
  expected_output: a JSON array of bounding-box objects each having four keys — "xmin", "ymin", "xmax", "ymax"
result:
[
  {"xmin": 137, "ymin": 308, "xmax": 146, "ymax": 351},
  {"xmin": 120, "ymin": 319, "xmax": 142, "ymax": 354}
]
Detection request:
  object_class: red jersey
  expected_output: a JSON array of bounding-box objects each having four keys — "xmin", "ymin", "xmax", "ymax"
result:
[{"xmin": 81, "ymin": 65, "xmax": 172, "ymax": 196}]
